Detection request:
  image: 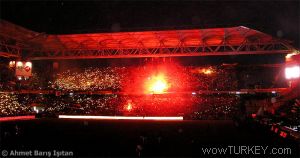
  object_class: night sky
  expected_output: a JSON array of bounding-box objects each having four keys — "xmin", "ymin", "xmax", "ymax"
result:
[{"xmin": 0, "ymin": 0, "xmax": 299, "ymax": 48}]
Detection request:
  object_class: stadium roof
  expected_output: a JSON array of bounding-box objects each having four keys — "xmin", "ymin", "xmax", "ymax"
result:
[{"xmin": 0, "ymin": 20, "xmax": 297, "ymax": 60}]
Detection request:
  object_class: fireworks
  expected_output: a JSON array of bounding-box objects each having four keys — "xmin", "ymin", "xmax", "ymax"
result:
[{"xmin": 146, "ymin": 74, "xmax": 169, "ymax": 94}]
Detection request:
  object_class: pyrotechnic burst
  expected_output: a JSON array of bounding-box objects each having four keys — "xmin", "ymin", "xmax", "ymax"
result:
[{"xmin": 146, "ymin": 74, "xmax": 169, "ymax": 94}]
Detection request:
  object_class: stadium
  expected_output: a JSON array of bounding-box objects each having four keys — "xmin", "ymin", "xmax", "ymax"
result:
[{"xmin": 0, "ymin": 1, "xmax": 299, "ymax": 157}]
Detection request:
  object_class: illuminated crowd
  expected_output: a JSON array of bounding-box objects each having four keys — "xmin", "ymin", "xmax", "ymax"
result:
[
  {"xmin": 189, "ymin": 95, "xmax": 239, "ymax": 120},
  {"xmin": 48, "ymin": 66, "xmax": 238, "ymax": 92},
  {"xmin": 189, "ymin": 67, "xmax": 238, "ymax": 91},
  {"xmin": 52, "ymin": 67, "xmax": 126, "ymax": 91},
  {"xmin": 0, "ymin": 93, "xmax": 32, "ymax": 116},
  {"xmin": 0, "ymin": 66, "xmax": 240, "ymax": 92},
  {"xmin": 0, "ymin": 65, "xmax": 242, "ymax": 118},
  {"xmin": 0, "ymin": 92, "xmax": 239, "ymax": 120}
]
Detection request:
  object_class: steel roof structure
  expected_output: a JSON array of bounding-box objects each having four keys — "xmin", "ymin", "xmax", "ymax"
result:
[{"xmin": 0, "ymin": 20, "xmax": 297, "ymax": 60}]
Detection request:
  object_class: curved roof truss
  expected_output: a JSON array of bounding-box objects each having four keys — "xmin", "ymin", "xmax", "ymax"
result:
[{"xmin": 0, "ymin": 20, "xmax": 297, "ymax": 60}]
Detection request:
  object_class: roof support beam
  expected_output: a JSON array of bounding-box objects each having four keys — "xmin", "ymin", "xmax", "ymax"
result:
[{"xmin": 29, "ymin": 50, "xmax": 292, "ymax": 60}]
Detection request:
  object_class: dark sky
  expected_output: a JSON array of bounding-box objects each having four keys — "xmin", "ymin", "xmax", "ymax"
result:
[{"xmin": 0, "ymin": 0, "xmax": 299, "ymax": 48}]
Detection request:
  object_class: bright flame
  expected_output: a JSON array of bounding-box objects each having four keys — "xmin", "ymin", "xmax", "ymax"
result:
[
  {"xmin": 201, "ymin": 68, "xmax": 213, "ymax": 75},
  {"xmin": 147, "ymin": 74, "xmax": 169, "ymax": 94},
  {"xmin": 151, "ymin": 80, "xmax": 167, "ymax": 93},
  {"xmin": 126, "ymin": 103, "xmax": 132, "ymax": 111},
  {"xmin": 124, "ymin": 100, "xmax": 133, "ymax": 112}
]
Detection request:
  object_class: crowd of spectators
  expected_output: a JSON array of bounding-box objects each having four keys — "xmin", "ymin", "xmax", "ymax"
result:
[
  {"xmin": 48, "ymin": 66, "xmax": 238, "ymax": 92},
  {"xmin": 0, "ymin": 93, "xmax": 33, "ymax": 116},
  {"xmin": 51, "ymin": 67, "xmax": 125, "ymax": 91},
  {"xmin": 0, "ymin": 65, "xmax": 249, "ymax": 119},
  {"xmin": 1, "ymin": 65, "xmax": 279, "ymax": 92},
  {"xmin": 0, "ymin": 92, "xmax": 239, "ymax": 120}
]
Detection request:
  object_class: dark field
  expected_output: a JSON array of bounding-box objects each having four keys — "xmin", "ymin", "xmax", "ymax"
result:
[{"xmin": 0, "ymin": 119, "xmax": 299, "ymax": 157}]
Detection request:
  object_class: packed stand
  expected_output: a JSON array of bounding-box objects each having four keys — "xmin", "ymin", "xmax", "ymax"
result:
[
  {"xmin": 0, "ymin": 93, "xmax": 33, "ymax": 116},
  {"xmin": 0, "ymin": 93, "xmax": 240, "ymax": 120},
  {"xmin": 49, "ymin": 66, "xmax": 238, "ymax": 92}
]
